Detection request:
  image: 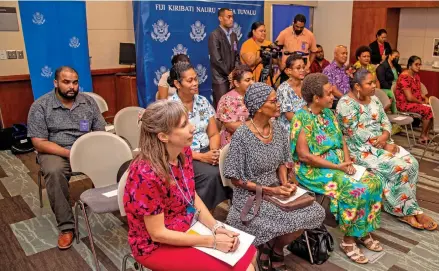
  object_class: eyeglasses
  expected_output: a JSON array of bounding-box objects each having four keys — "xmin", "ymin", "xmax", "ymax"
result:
[
  {"xmin": 414, "ymin": 63, "xmax": 422, "ymax": 67},
  {"xmin": 293, "ymin": 67, "xmax": 306, "ymax": 71},
  {"xmin": 266, "ymin": 98, "xmax": 278, "ymax": 104}
]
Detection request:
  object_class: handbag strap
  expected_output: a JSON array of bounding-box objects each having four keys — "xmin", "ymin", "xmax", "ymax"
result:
[{"xmin": 240, "ymin": 184, "xmax": 263, "ymax": 226}]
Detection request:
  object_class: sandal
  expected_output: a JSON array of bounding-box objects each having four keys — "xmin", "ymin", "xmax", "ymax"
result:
[
  {"xmin": 267, "ymin": 242, "xmax": 287, "ymax": 271},
  {"xmin": 257, "ymin": 243, "xmax": 272, "ymax": 271},
  {"xmin": 398, "ymin": 216, "xmax": 424, "ymax": 230},
  {"xmin": 340, "ymin": 242, "xmax": 368, "ymax": 264},
  {"xmin": 415, "ymin": 214, "xmax": 438, "ymax": 231},
  {"xmin": 358, "ymin": 234, "xmax": 383, "ymax": 252}
]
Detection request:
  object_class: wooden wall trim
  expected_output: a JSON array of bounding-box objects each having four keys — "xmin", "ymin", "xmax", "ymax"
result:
[
  {"xmin": 0, "ymin": 67, "xmax": 133, "ymax": 82},
  {"xmin": 354, "ymin": 1, "xmax": 439, "ymax": 9},
  {"xmin": 0, "ymin": 74, "xmax": 30, "ymax": 82}
]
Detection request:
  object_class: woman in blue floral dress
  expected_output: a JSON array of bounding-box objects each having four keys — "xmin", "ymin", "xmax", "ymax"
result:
[
  {"xmin": 169, "ymin": 62, "xmax": 228, "ymax": 210},
  {"xmin": 290, "ymin": 73, "xmax": 383, "ymax": 264}
]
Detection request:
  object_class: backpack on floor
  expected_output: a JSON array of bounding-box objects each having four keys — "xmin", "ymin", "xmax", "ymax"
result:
[{"xmin": 10, "ymin": 124, "xmax": 34, "ymax": 154}]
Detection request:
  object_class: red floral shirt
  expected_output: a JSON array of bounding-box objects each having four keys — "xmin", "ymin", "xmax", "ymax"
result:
[{"xmin": 123, "ymin": 147, "xmax": 195, "ymax": 257}]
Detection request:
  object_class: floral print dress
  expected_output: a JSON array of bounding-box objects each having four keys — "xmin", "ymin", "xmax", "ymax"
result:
[
  {"xmin": 290, "ymin": 108, "xmax": 383, "ymax": 237},
  {"xmin": 277, "ymin": 81, "xmax": 307, "ymax": 133},
  {"xmin": 336, "ymin": 95, "xmax": 423, "ymax": 217},
  {"xmin": 216, "ymin": 90, "xmax": 249, "ymax": 147}
]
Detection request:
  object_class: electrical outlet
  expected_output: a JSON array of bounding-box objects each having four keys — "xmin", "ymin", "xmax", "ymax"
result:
[
  {"xmin": 7, "ymin": 50, "xmax": 17, "ymax": 59},
  {"xmin": 0, "ymin": 50, "xmax": 7, "ymax": 60},
  {"xmin": 16, "ymin": 50, "xmax": 24, "ymax": 59}
]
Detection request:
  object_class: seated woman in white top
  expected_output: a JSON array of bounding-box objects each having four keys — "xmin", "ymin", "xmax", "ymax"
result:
[{"xmin": 157, "ymin": 54, "xmax": 190, "ymax": 100}]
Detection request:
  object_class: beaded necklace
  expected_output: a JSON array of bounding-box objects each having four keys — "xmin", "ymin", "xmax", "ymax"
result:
[{"xmin": 307, "ymin": 107, "xmax": 329, "ymax": 131}]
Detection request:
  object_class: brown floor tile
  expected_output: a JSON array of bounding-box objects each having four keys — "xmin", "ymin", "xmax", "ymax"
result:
[
  {"xmin": 370, "ymin": 233, "xmax": 410, "ymax": 254},
  {"xmin": 0, "ymin": 196, "xmax": 35, "ymax": 269},
  {"xmin": 0, "ymin": 164, "xmax": 7, "ymax": 178},
  {"xmin": 388, "ymin": 265, "xmax": 408, "ymax": 271},
  {"xmin": 284, "ymin": 252, "xmax": 345, "ymax": 271},
  {"xmin": 377, "ymin": 228, "xmax": 419, "ymax": 245}
]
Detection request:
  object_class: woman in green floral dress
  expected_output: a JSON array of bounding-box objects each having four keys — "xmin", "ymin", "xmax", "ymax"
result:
[
  {"xmin": 290, "ymin": 73, "xmax": 384, "ymax": 264},
  {"xmin": 336, "ymin": 68, "xmax": 437, "ymax": 231}
]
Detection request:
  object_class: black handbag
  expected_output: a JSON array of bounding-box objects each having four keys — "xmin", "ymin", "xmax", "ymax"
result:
[{"xmin": 287, "ymin": 225, "xmax": 334, "ymax": 265}]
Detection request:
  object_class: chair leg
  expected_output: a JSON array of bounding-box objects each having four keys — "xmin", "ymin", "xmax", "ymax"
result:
[
  {"xmin": 420, "ymin": 135, "xmax": 439, "ymax": 162},
  {"xmin": 122, "ymin": 253, "xmax": 143, "ymax": 271},
  {"xmin": 74, "ymin": 202, "xmax": 80, "ymax": 244},
  {"xmin": 78, "ymin": 200, "xmax": 101, "ymax": 271},
  {"xmin": 404, "ymin": 125, "xmax": 411, "ymax": 150},
  {"xmin": 122, "ymin": 253, "xmax": 131, "ymax": 271},
  {"xmin": 38, "ymin": 170, "xmax": 43, "ymax": 208},
  {"xmin": 304, "ymin": 230, "xmax": 314, "ymax": 264},
  {"xmin": 410, "ymin": 123, "xmax": 416, "ymax": 146}
]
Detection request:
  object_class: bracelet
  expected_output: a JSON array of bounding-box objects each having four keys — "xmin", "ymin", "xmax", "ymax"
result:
[
  {"xmin": 212, "ymin": 234, "xmax": 217, "ymax": 250},
  {"xmin": 211, "ymin": 222, "xmax": 225, "ymax": 235}
]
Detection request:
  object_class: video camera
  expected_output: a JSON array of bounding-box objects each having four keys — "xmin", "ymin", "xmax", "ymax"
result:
[{"xmin": 259, "ymin": 43, "xmax": 284, "ymax": 63}]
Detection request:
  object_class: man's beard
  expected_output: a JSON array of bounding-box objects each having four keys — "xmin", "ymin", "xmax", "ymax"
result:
[
  {"xmin": 57, "ymin": 88, "xmax": 78, "ymax": 100},
  {"xmin": 316, "ymin": 56, "xmax": 324, "ymax": 61}
]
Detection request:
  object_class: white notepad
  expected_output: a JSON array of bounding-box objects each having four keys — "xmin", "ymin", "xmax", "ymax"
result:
[
  {"xmin": 102, "ymin": 189, "xmax": 118, "ymax": 198},
  {"xmin": 351, "ymin": 164, "xmax": 367, "ymax": 181},
  {"xmin": 392, "ymin": 116, "xmax": 407, "ymax": 121},
  {"xmin": 395, "ymin": 146, "xmax": 410, "ymax": 158},
  {"xmin": 273, "ymin": 186, "xmax": 308, "ymax": 204},
  {"xmin": 187, "ymin": 222, "xmax": 255, "ymax": 266}
]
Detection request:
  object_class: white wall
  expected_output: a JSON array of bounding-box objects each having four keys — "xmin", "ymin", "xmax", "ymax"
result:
[
  {"xmin": 313, "ymin": 0, "xmax": 353, "ymax": 61},
  {"xmin": 397, "ymin": 8, "xmax": 439, "ymax": 66}
]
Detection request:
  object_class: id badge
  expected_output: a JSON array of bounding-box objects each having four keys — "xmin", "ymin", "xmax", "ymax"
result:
[
  {"xmin": 233, "ymin": 41, "xmax": 238, "ymax": 51},
  {"xmin": 190, "ymin": 208, "xmax": 200, "ymax": 226},
  {"xmin": 301, "ymin": 41, "xmax": 306, "ymax": 51},
  {"xmin": 79, "ymin": 120, "xmax": 90, "ymax": 132}
]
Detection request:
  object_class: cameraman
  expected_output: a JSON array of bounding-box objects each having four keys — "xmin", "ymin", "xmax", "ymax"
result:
[
  {"xmin": 240, "ymin": 22, "xmax": 277, "ymax": 83},
  {"xmin": 276, "ymin": 14, "xmax": 317, "ymax": 83}
]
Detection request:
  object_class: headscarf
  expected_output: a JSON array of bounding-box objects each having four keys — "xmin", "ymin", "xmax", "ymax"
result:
[{"xmin": 244, "ymin": 82, "xmax": 273, "ymax": 117}]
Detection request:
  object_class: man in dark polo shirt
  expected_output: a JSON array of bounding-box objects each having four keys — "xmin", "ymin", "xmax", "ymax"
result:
[{"xmin": 27, "ymin": 66, "xmax": 106, "ymax": 250}]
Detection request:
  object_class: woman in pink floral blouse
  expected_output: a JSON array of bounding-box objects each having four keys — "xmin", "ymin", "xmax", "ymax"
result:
[{"xmin": 216, "ymin": 65, "xmax": 254, "ymax": 147}]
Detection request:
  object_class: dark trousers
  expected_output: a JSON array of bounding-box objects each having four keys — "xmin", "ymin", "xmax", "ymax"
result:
[
  {"xmin": 212, "ymin": 82, "xmax": 230, "ymax": 110},
  {"xmin": 39, "ymin": 153, "xmax": 74, "ymax": 232}
]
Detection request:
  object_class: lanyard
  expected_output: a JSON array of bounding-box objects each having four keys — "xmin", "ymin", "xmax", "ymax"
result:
[{"xmin": 168, "ymin": 162, "xmax": 194, "ymax": 206}]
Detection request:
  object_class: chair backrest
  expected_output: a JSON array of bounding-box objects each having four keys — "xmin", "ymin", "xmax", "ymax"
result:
[
  {"xmin": 114, "ymin": 106, "xmax": 143, "ymax": 150},
  {"xmin": 219, "ymin": 144, "xmax": 234, "ymax": 188},
  {"xmin": 430, "ymin": 96, "xmax": 439, "ymax": 132},
  {"xmin": 83, "ymin": 92, "xmax": 109, "ymax": 113},
  {"xmin": 421, "ymin": 83, "xmax": 428, "ymax": 96},
  {"xmin": 374, "ymin": 88, "xmax": 391, "ymax": 109},
  {"xmin": 70, "ymin": 131, "xmax": 133, "ymax": 188},
  {"xmin": 117, "ymin": 169, "xmax": 129, "ymax": 217}
]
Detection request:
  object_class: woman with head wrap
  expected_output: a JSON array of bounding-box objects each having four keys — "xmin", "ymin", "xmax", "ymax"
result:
[
  {"xmin": 290, "ymin": 73, "xmax": 384, "ymax": 264},
  {"xmin": 224, "ymin": 82, "xmax": 325, "ymax": 271}
]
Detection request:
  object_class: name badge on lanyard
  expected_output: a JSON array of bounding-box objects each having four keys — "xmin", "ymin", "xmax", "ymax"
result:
[
  {"xmin": 188, "ymin": 205, "xmax": 200, "ymax": 226},
  {"xmin": 79, "ymin": 119, "xmax": 89, "ymax": 132},
  {"xmin": 301, "ymin": 41, "xmax": 306, "ymax": 51},
  {"xmin": 233, "ymin": 41, "xmax": 238, "ymax": 51}
]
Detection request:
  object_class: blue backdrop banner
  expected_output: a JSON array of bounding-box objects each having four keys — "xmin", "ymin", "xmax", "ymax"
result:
[
  {"xmin": 133, "ymin": 1, "xmax": 264, "ymax": 107},
  {"xmin": 19, "ymin": 1, "xmax": 92, "ymax": 99}
]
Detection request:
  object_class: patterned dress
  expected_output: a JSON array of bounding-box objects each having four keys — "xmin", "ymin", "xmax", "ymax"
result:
[
  {"xmin": 124, "ymin": 147, "xmax": 196, "ymax": 257},
  {"xmin": 171, "ymin": 93, "xmax": 228, "ymax": 209},
  {"xmin": 216, "ymin": 90, "xmax": 249, "ymax": 147},
  {"xmin": 170, "ymin": 93, "xmax": 215, "ymax": 152},
  {"xmin": 224, "ymin": 122, "xmax": 325, "ymax": 245},
  {"xmin": 395, "ymin": 73, "xmax": 433, "ymax": 120},
  {"xmin": 277, "ymin": 81, "xmax": 307, "ymax": 133},
  {"xmin": 290, "ymin": 109, "xmax": 382, "ymax": 237},
  {"xmin": 336, "ymin": 96, "xmax": 423, "ymax": 217}
]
